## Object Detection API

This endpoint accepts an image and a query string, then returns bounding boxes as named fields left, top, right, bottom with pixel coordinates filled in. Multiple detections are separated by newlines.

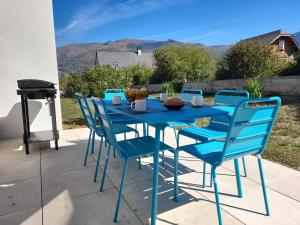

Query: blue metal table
left=105, top=98, right=230, bottom=225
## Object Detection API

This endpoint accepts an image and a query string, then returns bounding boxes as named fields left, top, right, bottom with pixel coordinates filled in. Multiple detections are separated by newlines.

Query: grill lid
left=18, top=79, right=55, bottom=89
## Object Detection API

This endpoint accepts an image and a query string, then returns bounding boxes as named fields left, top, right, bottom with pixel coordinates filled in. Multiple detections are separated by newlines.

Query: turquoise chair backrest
left=75, top=93, right=96, bottom=130
left=215, top=90, right=249, bottom=106
left=91, top=97, right=120, bottom=152
left=218, top=97, right=281, bottom=165
left=104, top=88, right=126, bottom=100
left=180, top=89, right=202, bottom=102
left=209, top=90, right=250, bottom=131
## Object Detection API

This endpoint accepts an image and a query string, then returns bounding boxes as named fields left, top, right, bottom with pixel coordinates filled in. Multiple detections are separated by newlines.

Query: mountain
left=293, top=31, right=300, bottom=44
left=56, top=39, right=229, bottom=75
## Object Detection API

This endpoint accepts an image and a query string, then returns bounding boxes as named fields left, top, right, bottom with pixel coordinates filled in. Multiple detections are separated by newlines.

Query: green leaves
left=152, top=44, right=217, bottom=83
left=217, top=41, right=297, bottom=80
left=244, top=78, right=263, bottom=98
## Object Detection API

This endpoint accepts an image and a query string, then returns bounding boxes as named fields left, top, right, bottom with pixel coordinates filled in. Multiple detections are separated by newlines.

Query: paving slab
left=42, top=166, right=114, bottom=204
left=43, top=190, right=143, bottom=225
left=104, top=158, right=155, bottom=189
left=41, top=149, right=96, bottom=177
left=41, top=140, right=86, bottom=158
left=0, top=178, right=41, bottom=216
left=0, top=158, right=40, bottom=184
left=0, top=138, right=40, bottom=163
left=222, top=155, right=300, bottom=201
left=122, top=178, right=243, bottom=225
left=0, top=207, right=42, bottom=225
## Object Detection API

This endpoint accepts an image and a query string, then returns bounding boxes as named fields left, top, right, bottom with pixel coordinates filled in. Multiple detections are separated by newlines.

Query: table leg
left=151, top=126, right=160, bottom=225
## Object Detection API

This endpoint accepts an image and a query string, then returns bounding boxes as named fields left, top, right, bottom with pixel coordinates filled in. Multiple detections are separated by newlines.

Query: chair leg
left=147, top=124, right=149, bottom=136
left=113, top=148, right=116, bottom=158
left=83, top=130, right=92, bottom=166
left=174, top=150, right=179, bottom=202
left=257, top=155, right=270, bottom=216
left=176, top=132, right=180, bottom=148
left=210, top=165, right=213, bottom=187
left=242, top=157, right=247, bottom=177
left=212, top=167, right=223, bottom=225
left=134, top=131, right=142, bottom=170
left=100, top=145, right=111, bottom=192
left=114, top=159, right=129, bottom=222
left=234, top=159, right=243, bottom=198
left=161, top=129, right=165, bottom=166
left=138, top=156, right=142, bottom=170
left=173, top=128, right=177, bottom=141
left=143, top=123, right=147, bottom=136
left=124, top=133, right=126, bottom=140
left=91, top=130, right=95, bottom=154
left=202, top=162, right=206, bottom=188
left=93, top=137, right=103, bottom=182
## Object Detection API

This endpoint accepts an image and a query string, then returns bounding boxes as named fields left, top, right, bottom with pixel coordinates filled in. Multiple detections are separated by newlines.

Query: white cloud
left=56, top=0, right=188, bottom=37
left=141, top=14, right=258, bottom=40
left=183, top=31, right=229, bottom=43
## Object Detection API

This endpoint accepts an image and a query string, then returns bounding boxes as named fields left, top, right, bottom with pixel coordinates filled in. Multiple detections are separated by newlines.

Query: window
left=278, top=40, right=285, bottom=51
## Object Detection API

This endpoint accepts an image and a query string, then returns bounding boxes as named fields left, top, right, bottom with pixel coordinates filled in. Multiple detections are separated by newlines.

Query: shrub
left=152, top=44, right=217, bottom=83
left=244, top=78, right=263, bottom=98
left=126, top=64, right=154, bottom=85
left=60, top=65, right=134, bottom=98
left=217, top=41, right=296, bottom=79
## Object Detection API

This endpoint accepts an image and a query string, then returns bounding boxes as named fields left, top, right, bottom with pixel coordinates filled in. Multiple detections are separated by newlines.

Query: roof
left=95, top=51, right=154, bottom=67
left=244, top=29, right=296, bottom=45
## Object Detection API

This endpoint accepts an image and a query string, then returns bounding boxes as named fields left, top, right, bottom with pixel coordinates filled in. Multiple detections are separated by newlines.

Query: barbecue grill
left=17, top=79, right=59, bottom=154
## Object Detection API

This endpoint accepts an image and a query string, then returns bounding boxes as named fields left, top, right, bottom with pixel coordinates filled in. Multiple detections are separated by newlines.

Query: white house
left=0, top=0, right=62, bottom=139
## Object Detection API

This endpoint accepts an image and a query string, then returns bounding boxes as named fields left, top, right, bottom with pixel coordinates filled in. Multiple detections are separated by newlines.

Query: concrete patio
left=0, top=126, right=300, bottom=225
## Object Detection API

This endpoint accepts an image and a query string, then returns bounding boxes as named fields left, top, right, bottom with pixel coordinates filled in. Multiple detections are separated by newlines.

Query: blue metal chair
left=104, top=88, right=127, bottom=100
left=91, top=97, right=175, bottom=223
left=175, top=97, right=281, bottom=225
left=75, top=93, right=139, bottom=182
left=178, top=90, right=250, bottom=186
left=104, top=87, right=147, bottom=129
left=149, top=89, right=203, bottom=164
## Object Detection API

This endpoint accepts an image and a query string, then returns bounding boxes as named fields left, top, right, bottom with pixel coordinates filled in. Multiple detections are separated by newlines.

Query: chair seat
left=94, top=124, right=137, bottom=137
left=179, top=140, right=263, bottom=165
left=118, top=136, right=173, bottom=158
left=179, top=126, right=227, bottom=141
left=178, top=141, right=225, bottom=165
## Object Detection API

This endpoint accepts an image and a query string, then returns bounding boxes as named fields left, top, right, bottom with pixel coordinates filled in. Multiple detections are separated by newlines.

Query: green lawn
left=61, top=97, right=300, bottom=170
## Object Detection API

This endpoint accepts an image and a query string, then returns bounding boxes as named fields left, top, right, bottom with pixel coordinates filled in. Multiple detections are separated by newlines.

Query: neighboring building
left=244, top=29, right=300, bottom=58
left=95, top=48, right=154, bottom=67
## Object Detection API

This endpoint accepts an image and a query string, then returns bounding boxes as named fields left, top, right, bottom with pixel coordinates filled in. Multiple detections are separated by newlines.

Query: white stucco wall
left=0, top=0, right=62, bottom=139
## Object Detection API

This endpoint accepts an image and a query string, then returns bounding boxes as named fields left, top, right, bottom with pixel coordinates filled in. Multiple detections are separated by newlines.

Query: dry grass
left=61, top=96, right=300, bottom=170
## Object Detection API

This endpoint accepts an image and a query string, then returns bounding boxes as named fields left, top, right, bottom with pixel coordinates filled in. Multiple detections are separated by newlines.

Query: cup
left=160, top=93, right=168, bottom=102
left=131, top=100, right=147, bottom=112
left=112, top=96, right=121, bottom=105
left=191, top=96, right=204, bottom=107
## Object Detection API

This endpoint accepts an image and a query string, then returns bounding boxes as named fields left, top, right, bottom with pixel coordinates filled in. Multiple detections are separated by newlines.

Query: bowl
left=163, top=104, right=185, bottom=111
left=162, top=97, right=185, bottom=111
left=124, top=89, right=149, bottom=102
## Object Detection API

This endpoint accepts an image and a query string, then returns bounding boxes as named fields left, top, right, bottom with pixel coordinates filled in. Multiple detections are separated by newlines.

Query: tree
left=152, top=44, right=217, bottom=83
left=216, top=41, right=297, bottom=80
left=124, top=64, right=154, bottom=85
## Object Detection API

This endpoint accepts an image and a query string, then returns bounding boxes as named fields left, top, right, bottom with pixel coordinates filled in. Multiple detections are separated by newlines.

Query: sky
left=53, top=0, right=300, bottom=47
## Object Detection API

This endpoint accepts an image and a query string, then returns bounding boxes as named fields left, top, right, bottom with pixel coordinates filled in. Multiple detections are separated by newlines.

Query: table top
left=105, top=98, right=233, bottom=124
